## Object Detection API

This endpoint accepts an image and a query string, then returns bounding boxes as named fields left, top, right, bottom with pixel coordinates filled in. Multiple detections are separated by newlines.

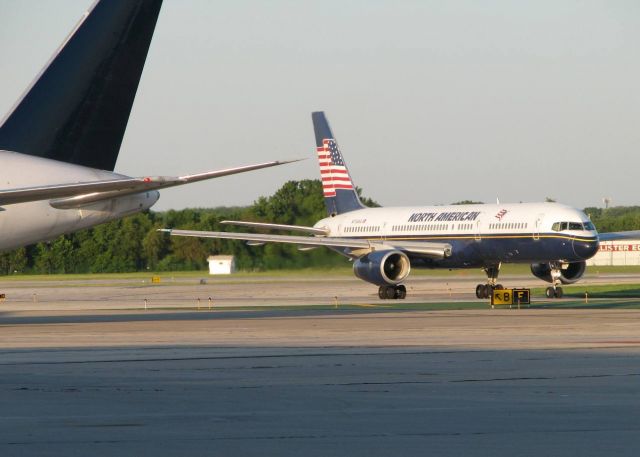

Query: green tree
left=0, top=247, right=27, bottom=275
left=0, top=179, right=379, bottom=274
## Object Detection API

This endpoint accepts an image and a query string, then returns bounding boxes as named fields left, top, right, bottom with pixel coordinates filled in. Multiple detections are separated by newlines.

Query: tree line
left=0, top=180, right=377, bottom=275
left=0, top=181, right=638, bottom=275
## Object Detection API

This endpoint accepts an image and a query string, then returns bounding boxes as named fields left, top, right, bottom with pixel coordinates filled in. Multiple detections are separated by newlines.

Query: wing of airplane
left=160, top=228, right=453, bottom=260
left=598, top=231, right=640, bottom=242
left=221, top=220, right=330, bottom=236
left=0, top=160, right=295, bottom=208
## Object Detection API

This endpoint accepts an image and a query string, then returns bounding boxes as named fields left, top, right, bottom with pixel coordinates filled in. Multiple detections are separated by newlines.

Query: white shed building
left=586, top=240, right=640, bottom=266
left=207, top=255, right=236, bottom=275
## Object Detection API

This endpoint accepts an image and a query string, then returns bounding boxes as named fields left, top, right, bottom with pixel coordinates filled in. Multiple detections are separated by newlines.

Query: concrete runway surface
left=0, top=270, right=639, bottom=310
left=1, top=274, right=640, bottom=456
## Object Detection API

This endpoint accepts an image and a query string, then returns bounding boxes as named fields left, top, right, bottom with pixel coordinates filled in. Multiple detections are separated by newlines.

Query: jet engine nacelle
left=530, top=261, right=586, bottom=285
left=353, top=250, right=411, bottom=286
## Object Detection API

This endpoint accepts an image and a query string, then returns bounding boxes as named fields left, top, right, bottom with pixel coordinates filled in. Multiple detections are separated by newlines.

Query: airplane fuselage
left=314, top=202, right=599, bottom=268
left=0, top=151, right=159, bottom=251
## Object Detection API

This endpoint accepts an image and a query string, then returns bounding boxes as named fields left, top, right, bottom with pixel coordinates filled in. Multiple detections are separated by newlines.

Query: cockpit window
left=552, top=221, right=594, bottom=231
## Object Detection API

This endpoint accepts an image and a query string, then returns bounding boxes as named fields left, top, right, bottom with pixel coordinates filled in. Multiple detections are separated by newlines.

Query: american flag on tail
left=317, top=139, right=354, bottom=197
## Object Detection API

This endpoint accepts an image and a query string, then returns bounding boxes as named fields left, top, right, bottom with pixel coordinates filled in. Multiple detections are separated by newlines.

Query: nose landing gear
left=545, top=286, right=563, bottom=298
left=544, top=262, right=565, bottom=299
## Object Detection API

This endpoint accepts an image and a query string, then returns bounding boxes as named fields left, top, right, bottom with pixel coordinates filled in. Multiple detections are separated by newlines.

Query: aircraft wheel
left=385, top=286, right=396, bottom=300
left=494, top=284, right=504, bottom=290
left=545, top=287, right=555, bottom=299
left=396, top=285, right=407, bottom=300
left=555, top=287, right=563, bottom=298
left=378, top=286, right=387, bottom=300
left=476, top=284, right=485, bottom=299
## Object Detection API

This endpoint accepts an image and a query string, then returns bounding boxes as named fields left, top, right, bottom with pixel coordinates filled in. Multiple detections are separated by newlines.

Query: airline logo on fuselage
left=495, top=209, right=508, bottom=220
left=407, top=211, right=481, bottom=223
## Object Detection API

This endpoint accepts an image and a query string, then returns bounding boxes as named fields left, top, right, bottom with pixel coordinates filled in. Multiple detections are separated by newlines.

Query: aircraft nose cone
left=573, top=238, right=599, bottom=259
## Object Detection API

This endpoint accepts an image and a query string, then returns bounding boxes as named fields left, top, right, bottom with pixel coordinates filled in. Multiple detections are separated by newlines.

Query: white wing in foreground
left=0, top=160, right=297, bottom=208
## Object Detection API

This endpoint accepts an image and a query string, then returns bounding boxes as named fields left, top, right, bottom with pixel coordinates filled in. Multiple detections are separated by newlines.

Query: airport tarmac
left=1, top=274, right=640, bottom=456
left=0, top=270, right=638, bottom=310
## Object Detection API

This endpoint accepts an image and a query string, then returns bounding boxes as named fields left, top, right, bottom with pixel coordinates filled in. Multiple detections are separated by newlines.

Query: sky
left=0, top=0, right=639, bottom=210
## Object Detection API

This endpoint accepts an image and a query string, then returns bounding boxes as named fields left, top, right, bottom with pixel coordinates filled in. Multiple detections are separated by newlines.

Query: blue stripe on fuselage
left=330, top=233, right=598, bottom=268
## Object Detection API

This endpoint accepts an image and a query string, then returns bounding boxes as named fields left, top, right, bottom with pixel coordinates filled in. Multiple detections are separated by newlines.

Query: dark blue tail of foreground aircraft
left=0, top=0, right=163, bottom=171
left=312, top=111, right=366, bottom=216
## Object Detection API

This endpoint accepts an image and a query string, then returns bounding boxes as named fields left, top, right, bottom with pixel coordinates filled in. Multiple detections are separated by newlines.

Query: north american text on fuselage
left=407, top=211, right=481, bottom=223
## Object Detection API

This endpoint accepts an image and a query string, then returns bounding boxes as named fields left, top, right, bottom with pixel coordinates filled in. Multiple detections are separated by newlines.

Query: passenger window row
left=345, top=226, right=380, bottom=233
left=345, top=220, right=595, bottom=235
left=392, top=224, right=449, bottom=232
left=489, top=222, right=528, bottom=230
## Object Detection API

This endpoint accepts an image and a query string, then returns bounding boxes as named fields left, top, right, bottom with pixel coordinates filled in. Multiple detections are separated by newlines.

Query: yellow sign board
left=151, top=276, right=161, bottom=284
left=491, top=288, right=530, bottom=306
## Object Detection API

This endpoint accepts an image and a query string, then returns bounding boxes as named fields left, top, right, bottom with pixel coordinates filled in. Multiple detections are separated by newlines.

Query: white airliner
left=0, top=0, right=292, bottom=252
left=163, top=113, right=636, bottom=300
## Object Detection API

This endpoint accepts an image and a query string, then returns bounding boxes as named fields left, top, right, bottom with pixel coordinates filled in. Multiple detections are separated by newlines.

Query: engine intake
left=530, top=261, right=586, bottom=284
left=353, top=250, right=411, bottom=286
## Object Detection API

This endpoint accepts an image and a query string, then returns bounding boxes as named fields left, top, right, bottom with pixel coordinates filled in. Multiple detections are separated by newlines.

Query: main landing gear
left=544, top=262, right=564, bottom=298
left=475, top=263, right=503, bottom=299
left=378, top=284, right=407, bottom=300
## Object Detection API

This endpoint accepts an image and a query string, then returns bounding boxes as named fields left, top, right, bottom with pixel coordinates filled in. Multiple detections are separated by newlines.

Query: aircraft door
left=474, top=220, right=482, bottom=241
left=533, top=214, right=544, bottom=241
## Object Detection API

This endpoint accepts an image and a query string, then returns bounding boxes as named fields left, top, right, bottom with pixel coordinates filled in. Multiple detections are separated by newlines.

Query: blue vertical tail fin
left=312, top=111, right=365, bottom=216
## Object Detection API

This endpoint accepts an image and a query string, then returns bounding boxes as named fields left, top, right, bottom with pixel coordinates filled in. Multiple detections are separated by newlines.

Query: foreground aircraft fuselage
left=0, top=152, right=158, bottom=251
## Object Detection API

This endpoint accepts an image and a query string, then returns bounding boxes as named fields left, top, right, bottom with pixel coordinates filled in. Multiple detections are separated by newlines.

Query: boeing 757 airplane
left=0, top=0, right=291, bottom=252
left=163, top=112, right=635, bottom=300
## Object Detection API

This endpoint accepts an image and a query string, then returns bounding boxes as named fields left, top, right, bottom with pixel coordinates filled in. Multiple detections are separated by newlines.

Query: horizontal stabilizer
left=0, top=160, right=296, bottom=207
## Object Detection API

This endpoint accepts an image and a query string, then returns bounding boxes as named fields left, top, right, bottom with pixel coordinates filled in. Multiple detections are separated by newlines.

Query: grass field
left=2, top=264, right=640, bottom=283
left=220, top=284, right=640, bottom=312
left=136, top=292, right=640, bottom=313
